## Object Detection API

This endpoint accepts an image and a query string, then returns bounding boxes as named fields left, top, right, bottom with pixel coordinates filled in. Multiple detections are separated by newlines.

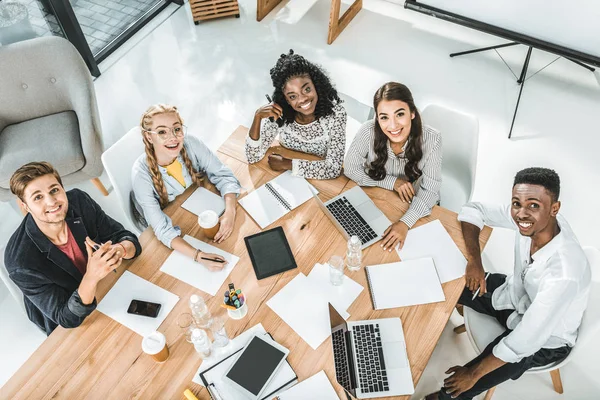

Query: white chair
left=0, top=245, right=27, bottom=315
left=101, top=127, right=145, bottom=235
left=338, top=92, right=375, bottom=155
left=421, top=105, right=479, bottom=213
left=461, top=246, right=600, bottom=399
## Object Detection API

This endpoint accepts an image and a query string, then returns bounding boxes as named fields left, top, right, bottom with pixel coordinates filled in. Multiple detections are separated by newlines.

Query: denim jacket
left=131, top=135, right=241, bottom=247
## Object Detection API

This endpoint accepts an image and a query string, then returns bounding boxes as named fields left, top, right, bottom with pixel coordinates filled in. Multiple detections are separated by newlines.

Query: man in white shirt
left=425, top=168, right=590, bottom=400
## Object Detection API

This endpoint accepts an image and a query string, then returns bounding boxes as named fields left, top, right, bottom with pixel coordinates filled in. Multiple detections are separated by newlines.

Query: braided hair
left=140, top=104, right=204, bottom=209
left=367, top=82, right=424, bottom=183
left=269, top=49, right=340, bottom=126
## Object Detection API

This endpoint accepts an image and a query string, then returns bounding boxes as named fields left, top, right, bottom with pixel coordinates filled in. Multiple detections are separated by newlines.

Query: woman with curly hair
left=245, top=50, right=347, bottom=179
left=344, top=82, right=442, bottom=251
left=132, top=104, right=241, bottom=271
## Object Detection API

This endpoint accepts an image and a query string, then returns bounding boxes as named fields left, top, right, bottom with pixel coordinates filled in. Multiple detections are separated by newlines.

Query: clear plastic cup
left=328, top=255, right=345, bottom=286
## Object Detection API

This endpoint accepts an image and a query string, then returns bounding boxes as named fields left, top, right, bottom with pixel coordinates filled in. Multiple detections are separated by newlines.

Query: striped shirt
left=245, top=103, right=347, bottom=179
left=344, top=120, right=442, bottom=227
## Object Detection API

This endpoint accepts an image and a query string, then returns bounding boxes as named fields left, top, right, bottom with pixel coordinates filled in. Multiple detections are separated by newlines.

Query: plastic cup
left=142, top=331, right=169, bottom=363
left=328, top=255, right=345, bottom=286
left=198, top=210, right=220, bottom=240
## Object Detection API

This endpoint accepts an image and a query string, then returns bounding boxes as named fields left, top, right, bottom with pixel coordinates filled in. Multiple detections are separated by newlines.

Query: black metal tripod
left=450, top=42, right=596, bottom=138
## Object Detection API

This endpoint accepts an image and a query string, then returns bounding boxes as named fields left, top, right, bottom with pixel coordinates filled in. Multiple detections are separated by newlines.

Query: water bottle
left=189, top=294, right=211, bottom=327
left=346, top=235, right=362, bottom=271
left=190, top=328, right=212, bottom=358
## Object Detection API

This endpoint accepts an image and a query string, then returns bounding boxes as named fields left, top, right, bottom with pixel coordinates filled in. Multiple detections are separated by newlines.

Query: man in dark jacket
left=4, top=162, right=142, bottom=335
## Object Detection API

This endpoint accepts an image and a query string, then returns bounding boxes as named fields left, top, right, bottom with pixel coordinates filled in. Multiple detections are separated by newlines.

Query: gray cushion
left=0, top=111, right=85, bottom=190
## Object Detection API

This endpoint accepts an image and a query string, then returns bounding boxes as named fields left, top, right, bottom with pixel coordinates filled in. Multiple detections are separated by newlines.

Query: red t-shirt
left=56, top=226, right=87, bottom=276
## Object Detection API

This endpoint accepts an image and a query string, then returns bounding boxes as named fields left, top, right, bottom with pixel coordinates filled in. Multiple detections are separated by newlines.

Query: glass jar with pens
left=222, top=282, right=248, bottom=319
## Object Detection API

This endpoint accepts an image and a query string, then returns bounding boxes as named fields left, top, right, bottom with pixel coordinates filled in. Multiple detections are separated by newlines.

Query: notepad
left=96, top=271, right=179, bottom=336
left=239, top=171, right=317, bottom=229
left=159, top=235, right=240, bottom=296
left=397, top=219, right=467, bottom=283
left=365, top=258, right=445, bottom=310
left=275, top=370, right=339, bottom=400
left=181, top=187, right=225, bottom=216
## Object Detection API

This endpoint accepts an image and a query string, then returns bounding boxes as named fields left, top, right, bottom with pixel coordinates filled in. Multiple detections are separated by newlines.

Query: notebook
left=181, top=187, right=225, bottom=217
left=200, top=332, right=297, bottom=400
left=239, top=171, right=316, bottom=229
left=245, top=227, right=297, bottom=280
left=365, top=258, right=446, bottom=310
left=275, top=370, right=339, bottom=400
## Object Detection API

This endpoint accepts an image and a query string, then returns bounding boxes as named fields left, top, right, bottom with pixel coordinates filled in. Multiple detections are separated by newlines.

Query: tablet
left=223, top=334, right=290, bottom=399
left=244, top=227, right=297, bottom=280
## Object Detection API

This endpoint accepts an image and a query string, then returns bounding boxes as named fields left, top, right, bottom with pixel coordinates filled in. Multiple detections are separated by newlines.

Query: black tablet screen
left=226, top=337, right=286, bottom=395
left=245, top=227, right=297, bottom=279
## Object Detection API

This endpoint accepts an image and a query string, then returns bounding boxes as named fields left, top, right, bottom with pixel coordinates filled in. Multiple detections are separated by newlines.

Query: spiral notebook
left=239, top=171, right=317, bottom=229
left=365, top=258, right=446, bottom=310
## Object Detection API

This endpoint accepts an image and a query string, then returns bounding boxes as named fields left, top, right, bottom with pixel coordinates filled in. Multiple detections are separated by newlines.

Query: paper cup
left=198, top=210, right=220, bottom=240
left=142, top=331, right=169, bottom=363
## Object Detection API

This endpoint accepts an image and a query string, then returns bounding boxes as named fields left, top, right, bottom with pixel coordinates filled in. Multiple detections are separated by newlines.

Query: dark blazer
left=4, top=189, right=142, bottom=335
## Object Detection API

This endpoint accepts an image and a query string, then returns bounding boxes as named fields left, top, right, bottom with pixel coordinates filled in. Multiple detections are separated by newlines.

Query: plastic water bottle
left=189, top=294, right=211, bottom=327
left=190, top=328, right=212, bottom=358
left=346, top=235, right=362, bottom=271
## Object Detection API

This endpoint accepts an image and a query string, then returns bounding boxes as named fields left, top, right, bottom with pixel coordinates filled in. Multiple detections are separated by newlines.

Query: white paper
left=307, top=263, right=363, bottom=314
left=239, top=171, right=317, bottom=229
left=278, top=370, right=339, bottom=400
left=96, top=271, right=179, bottom=336
left=181, top=187, right=225, bottom=216
left=366, top=258, right=445, bottom=310
left=160, top=235, right=239, bottom=296
left=267, top=274, right=349, bottom=350
left=397, top=219, right=467, bottom=283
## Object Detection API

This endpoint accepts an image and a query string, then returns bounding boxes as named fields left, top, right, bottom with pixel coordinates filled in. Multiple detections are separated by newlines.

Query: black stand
left=450, top=42, right=595, bottom=138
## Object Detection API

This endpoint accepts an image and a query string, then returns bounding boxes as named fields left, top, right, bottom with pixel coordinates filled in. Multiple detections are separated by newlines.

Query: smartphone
left=127, top=299, right=161, bottom=318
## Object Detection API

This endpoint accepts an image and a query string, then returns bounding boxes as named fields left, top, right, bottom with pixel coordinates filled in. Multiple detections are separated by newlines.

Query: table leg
left=257, top=0, right=282, bottom=21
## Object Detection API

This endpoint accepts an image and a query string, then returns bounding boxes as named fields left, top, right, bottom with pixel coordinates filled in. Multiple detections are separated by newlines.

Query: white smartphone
left=222, top=334, right=290, bottom=399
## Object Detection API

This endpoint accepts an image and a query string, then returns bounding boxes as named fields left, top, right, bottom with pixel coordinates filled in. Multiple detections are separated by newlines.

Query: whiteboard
left=417, top=0, right=600, bottom=59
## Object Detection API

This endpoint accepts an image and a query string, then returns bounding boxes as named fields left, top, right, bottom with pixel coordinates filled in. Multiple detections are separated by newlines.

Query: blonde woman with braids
left=132, top=105, right=241, bottom=270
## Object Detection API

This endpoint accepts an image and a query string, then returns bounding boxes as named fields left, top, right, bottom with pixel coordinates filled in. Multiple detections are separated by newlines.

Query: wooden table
left=1, top=126, right=491, bottom=400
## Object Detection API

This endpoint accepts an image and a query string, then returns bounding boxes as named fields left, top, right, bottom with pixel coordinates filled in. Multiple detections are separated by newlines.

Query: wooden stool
left=189, top=0, right=240, bottom=24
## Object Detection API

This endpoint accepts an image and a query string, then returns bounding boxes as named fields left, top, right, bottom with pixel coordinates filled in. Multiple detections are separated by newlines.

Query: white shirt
left=458, top=202, right=591, bottom=363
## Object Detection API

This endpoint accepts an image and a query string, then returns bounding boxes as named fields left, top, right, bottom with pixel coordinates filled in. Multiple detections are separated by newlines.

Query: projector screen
left=405, top=0, right=600, bottom=66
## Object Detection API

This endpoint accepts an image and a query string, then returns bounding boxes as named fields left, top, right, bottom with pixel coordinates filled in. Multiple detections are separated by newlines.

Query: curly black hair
left=513, top=167, right=560, bottom=202
left=269, top=49, right=340, bottom=126
left=367, top=82, right=424, bottom=182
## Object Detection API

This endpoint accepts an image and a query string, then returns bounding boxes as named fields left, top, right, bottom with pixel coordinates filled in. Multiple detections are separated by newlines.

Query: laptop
left=328, top=304, right=414, bottom=399
left=312, top=186, right=391, bottom=249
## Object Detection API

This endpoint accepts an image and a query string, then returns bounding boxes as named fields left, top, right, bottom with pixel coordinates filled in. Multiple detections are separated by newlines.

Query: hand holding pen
left=255, top=94, right=282, bottom=122
left=196, top=251, right=228, bottom=272
left=83, top=238, right=123, bottom=280
left=472, top=272, right=491, bottom=300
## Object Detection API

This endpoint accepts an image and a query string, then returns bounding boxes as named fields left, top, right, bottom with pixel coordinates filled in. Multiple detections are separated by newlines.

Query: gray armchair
left=0, top=36, right=107, bottom=201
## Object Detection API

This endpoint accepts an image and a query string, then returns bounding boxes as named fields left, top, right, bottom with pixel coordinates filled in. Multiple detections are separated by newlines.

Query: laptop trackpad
left=356, top=201, right=382, bottom=221
left=382, top=341, right=408, bottom=369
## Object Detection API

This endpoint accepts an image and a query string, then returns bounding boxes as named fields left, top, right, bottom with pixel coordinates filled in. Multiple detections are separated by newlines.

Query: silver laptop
left=328, top=304, right=414, bottom=399
left=312, top=186, right=391, bottom=249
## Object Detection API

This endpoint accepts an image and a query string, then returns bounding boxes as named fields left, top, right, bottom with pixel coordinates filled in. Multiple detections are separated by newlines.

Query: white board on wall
left=416, top=0, right=600, bottom=59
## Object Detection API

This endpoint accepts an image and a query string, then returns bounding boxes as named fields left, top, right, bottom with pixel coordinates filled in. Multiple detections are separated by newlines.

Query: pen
left=207, top=384, right=224, bottom=400
left=221, top=304, right=237, bottom=310
left=201, top=256, right=226, bottom=263
left=93, top=243, right=117, bottom=273
left=265, top=94, right=276, bottom=122
left=472, top=272, right=491, bottom=300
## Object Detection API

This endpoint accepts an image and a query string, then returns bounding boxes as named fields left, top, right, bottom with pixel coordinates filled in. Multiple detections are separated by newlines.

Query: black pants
left=438, top=273, right=571, bottom=400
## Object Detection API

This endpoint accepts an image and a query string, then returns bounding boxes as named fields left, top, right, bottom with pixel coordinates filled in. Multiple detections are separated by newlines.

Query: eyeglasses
left=144, top=125, right=187, bottom=141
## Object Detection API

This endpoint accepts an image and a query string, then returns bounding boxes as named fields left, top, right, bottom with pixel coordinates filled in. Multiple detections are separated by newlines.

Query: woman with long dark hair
left=245, top=50, right=347, bottom=179
left=344, top=82, right=442, bottom=251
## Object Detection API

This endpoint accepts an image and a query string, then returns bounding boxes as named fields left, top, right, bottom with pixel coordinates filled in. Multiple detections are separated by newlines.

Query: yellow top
left=165, top=159, right=186, bottom=188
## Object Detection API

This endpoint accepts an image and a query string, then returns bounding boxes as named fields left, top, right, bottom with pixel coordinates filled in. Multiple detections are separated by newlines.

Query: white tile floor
left=1, top=0, right=600, bottom=397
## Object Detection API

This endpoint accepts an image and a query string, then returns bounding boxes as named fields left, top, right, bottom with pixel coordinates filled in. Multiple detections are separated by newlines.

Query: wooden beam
left=257, top=0, right=282, bottom=21
left=328, top=0, right=362, bottom=44
left=550, top=369, right=564, bottom=394
left=91, top=177, right=109, bottom=196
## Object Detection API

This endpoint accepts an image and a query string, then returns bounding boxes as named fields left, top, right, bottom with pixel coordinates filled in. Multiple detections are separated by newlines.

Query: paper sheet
left=96, top=271, right=179, bottom=336
left=397, top=219, right=467, bottom=283
left=267, top=274, right=350, bottom=350
left=181, top=187, right=225, bottom=217
left=278, top=370, right=340, bottom=400
left=366, top=258, right=445, bottom=310
left=159, top=235, right=239, bottom=296
left=307, top=263, right=364, bottom=313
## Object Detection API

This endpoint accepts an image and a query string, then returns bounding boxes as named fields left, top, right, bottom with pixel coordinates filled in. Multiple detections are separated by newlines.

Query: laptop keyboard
left=326, top=197, right=377, bottom=244
left=332, top=329, right=353, bottom=392
left=353, top=324, right=389, bottom=394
